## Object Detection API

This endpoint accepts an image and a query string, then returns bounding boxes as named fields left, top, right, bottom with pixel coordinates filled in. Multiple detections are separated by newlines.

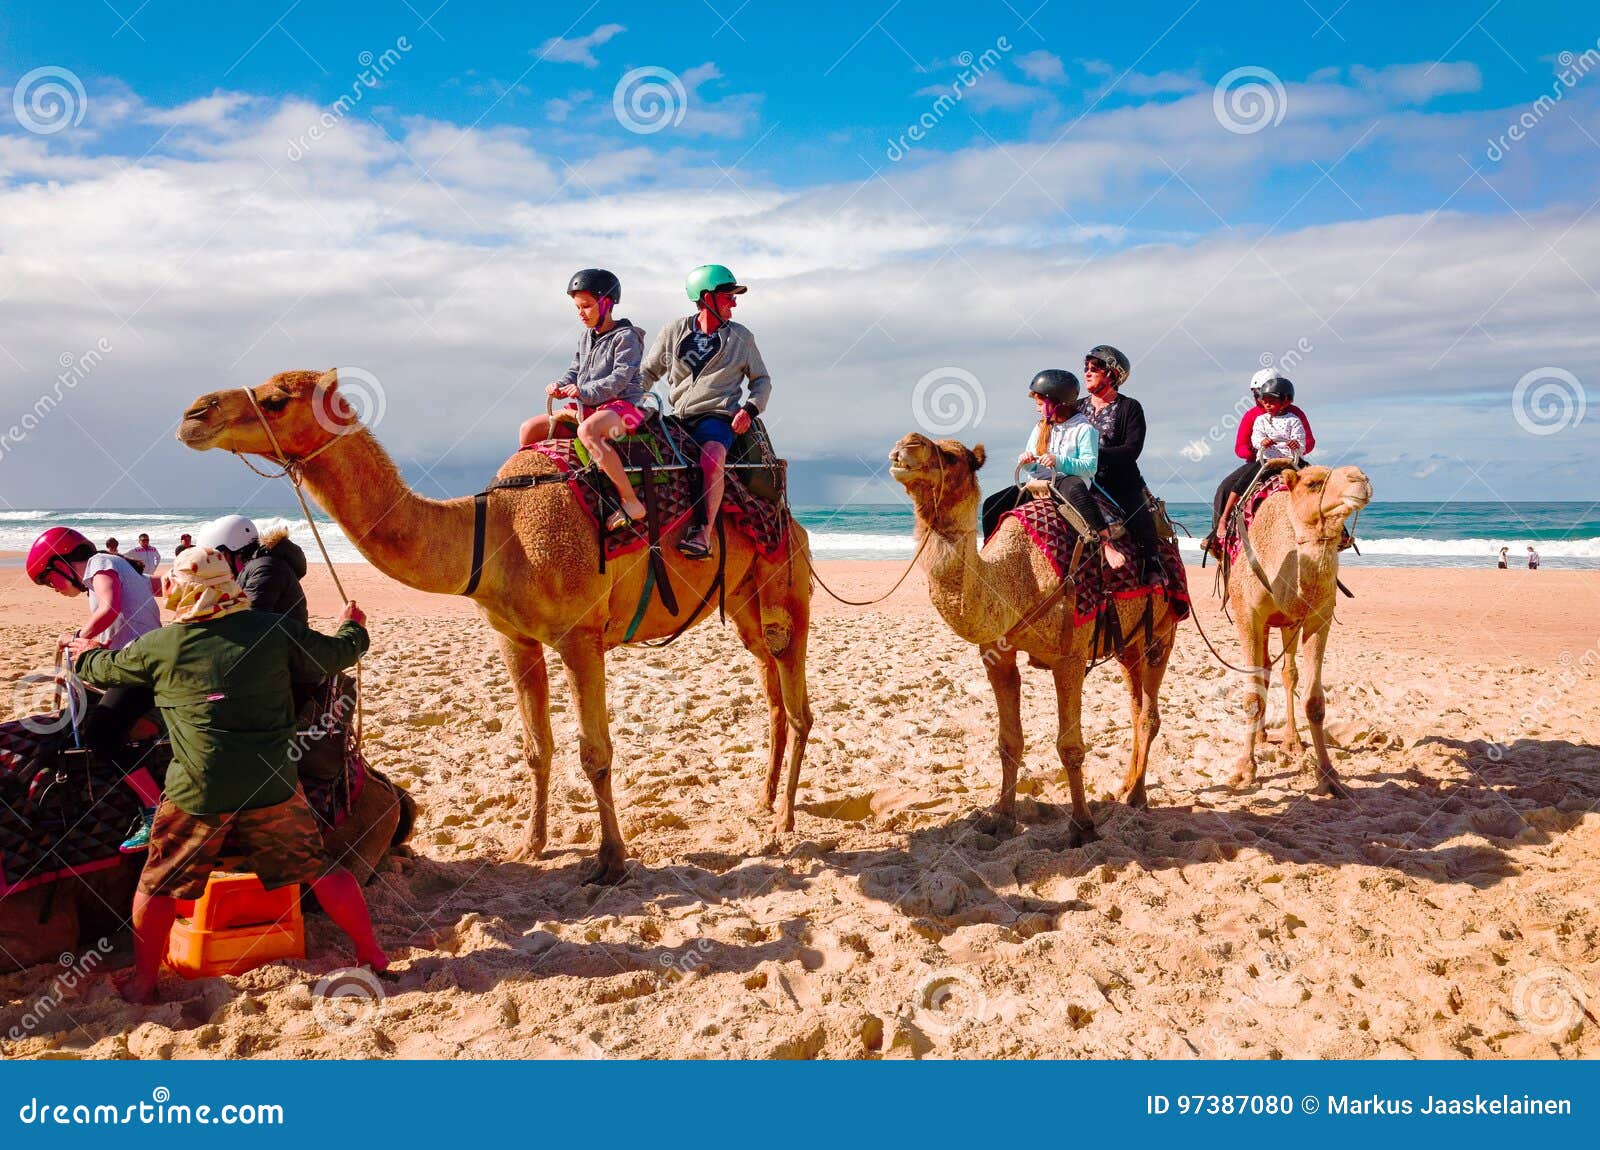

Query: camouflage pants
left=137, top=789, right=332, bottom=900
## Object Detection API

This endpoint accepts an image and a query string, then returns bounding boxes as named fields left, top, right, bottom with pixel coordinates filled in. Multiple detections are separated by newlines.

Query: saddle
left=0, top=711, right=368, bottom=899
left=991, top=490, right=1190, bottom=660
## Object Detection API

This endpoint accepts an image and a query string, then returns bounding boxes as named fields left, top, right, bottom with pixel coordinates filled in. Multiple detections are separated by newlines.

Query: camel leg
left=555, top=633, right=628, bottom=885
left=1118, top=629, right=1171, bottom=808
left=1228, top=617, right=1271, bottom=789
left=981, top=643, right=1025, bottom=826
left=1278, top=625, right=1305, bottom=758
left=1301, top=619, right=1351, bottom=799
left=771, top=626, right=813, bottom=834
left=499, top=634, right=556, bottom=863
left=1050, top=657, right=1100, bottom=846
left=726, top=590, right=787, bottom=812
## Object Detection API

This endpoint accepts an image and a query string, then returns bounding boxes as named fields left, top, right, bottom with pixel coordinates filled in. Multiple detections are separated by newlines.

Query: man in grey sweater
left=641, top=263, right=773, bottom=559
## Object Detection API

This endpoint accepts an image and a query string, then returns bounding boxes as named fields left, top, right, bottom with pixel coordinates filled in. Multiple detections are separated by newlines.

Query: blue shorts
left=685, top=414, right=736, bottom=451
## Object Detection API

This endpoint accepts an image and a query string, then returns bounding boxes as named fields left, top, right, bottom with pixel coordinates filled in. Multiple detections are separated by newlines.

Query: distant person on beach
left=104, top=537, right=118, bottom=554
left=1527, top=546, right=1540, bottom=570
left=642, top=263, right=773, bottom=560
left=66, top=547, right=388, bottom=1004
left=1203, top=366, right=1305, bottom=550
left=516, top=269, right=650, bottom=533
left=979, top=370, right=1130, bottom=569
left=126, top=533, right=160, bottom=576
left=1498, top=547, right=1509, bottom=569
left=173, top=533, right=194, bottom=556
left=25, top=527, right=164, bottom=852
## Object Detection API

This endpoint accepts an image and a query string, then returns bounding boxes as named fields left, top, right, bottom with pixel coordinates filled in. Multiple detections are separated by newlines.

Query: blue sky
left=1, top=1, right=1598, bottom=508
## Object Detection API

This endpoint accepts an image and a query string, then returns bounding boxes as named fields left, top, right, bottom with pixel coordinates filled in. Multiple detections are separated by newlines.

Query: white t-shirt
left=1251, top=412, right=1308, bottom=461
left=83, top=552, right=163, bottom=651
left=126, top=544, right=161, bottom=573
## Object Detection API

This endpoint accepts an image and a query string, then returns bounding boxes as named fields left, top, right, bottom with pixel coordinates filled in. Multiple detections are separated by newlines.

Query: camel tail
left=391, top=784, right=418, bottom=846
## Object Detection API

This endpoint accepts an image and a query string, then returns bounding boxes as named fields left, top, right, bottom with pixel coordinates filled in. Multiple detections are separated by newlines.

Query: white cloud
left=1015, top=51, right=1066, bottom=85
left=536, top=23, right=627, bottom=67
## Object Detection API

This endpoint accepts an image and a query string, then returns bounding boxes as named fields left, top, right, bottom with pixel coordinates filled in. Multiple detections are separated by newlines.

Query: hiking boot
left=120, top=806, right=155, bottom=853
left=677, top=524, right=712, bottom=560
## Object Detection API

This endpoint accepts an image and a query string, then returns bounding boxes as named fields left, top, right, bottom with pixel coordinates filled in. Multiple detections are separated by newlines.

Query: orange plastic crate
left=165, top=869, right=305, bottom=978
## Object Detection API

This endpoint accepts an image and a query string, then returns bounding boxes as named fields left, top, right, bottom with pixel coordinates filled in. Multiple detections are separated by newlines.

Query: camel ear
left=968, top=444, right=986, bottom=471
left=1279, top=468, right=1298, bottom=488
left=317, top=368, right=339, bottom=392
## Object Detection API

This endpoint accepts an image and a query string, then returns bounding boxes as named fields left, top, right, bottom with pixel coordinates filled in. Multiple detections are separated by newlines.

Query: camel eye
left=259, top=394, right=290, bottom=413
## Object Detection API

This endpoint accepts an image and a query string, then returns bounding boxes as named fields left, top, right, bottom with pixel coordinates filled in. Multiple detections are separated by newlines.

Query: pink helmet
left=26, top=526, right=96, bottom=588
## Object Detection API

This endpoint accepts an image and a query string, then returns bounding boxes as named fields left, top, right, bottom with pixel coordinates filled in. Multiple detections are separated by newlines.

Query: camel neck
left=917, top=504, right=1014, bottom=645
left=296, top=430, right=477, bottom=597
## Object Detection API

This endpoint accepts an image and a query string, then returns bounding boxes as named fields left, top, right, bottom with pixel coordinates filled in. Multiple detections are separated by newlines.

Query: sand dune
left=1, top=563, right=1596, bottom=1059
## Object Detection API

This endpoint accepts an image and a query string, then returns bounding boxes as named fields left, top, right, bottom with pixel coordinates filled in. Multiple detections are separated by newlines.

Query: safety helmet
left=1251, top=366, right=1290, bottom=395
left=1084, top=344, right=1130, bottom=385
left=566, top=268, right=621, bottom=305
left=685, top=263, right=747, bottom=303
left=1258, top=374, right=1295, bottom=402
left=25, top=526, right=96, bottom=588
left=195, top=514, right=260, bottom=556
left=1028, top=369, right=1081, bottom=404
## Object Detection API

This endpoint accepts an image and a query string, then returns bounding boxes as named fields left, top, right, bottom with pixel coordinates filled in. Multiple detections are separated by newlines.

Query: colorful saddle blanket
left=1224, top=474, right=1288, bottom=562
left=992, top=492, right=1190, bottom=656
left=528, top=418, right=788, bottom=561
left=0, top=718, right=367, bottom=898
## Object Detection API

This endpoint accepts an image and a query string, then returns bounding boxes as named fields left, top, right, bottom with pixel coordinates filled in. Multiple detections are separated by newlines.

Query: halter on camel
left=230, top=386, right=364, bottom=753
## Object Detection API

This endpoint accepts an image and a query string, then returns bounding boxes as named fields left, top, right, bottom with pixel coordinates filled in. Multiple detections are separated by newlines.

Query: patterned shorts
left=137, top=789, right=332, bottom=900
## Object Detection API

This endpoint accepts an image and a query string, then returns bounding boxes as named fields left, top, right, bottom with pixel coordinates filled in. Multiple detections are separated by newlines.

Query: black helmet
left=1028, top=369, right=1081, bottom=404
left=1084, top=344, right=1130, bottom=384
left=566, top=268, right=621, bottom=304
left=1258, top=374, right=1295, bottom=402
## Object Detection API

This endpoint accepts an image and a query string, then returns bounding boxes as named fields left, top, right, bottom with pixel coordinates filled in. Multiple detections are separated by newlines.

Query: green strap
left=622, top=559, right=656, bottom=643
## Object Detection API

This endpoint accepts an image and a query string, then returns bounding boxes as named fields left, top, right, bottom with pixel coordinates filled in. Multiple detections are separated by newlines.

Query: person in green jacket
left=69, top=547, right=389, bottom=1004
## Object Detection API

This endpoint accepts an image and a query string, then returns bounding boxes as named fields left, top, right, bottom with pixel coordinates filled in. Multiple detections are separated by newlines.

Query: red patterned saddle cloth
left=528, top=418, right=788, bottom=561
left=0, top=717, right=365, bottom=898
left=1224, top=474, right=1288, bottom=562
left=991, top=493, right=1191, bottom=630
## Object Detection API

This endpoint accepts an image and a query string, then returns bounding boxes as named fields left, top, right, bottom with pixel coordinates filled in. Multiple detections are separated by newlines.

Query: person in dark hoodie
left=194, top=514, right=308, bottom=623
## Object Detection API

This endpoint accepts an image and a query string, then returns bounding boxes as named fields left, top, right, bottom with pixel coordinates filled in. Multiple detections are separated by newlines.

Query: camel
left=1223, top=463, right=1372, bottom=796
left=0, top=764, right=414, bottom=972
left=888, top=433, right=1180, bottom=845
left=177, top=370, right=812, bottom=885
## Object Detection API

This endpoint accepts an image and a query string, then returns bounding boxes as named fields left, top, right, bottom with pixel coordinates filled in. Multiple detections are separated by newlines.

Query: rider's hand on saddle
left=64, top=634, right=101, bottom=661
left=544, top=381, right=564, bottom=397
left=731, top=409, right=752, bottom=435
left=341, top=601, right=368, bottom=627
left=1037, top=453, right=1056, bottom=469
left=1018, top=452, right=1036, bottom=465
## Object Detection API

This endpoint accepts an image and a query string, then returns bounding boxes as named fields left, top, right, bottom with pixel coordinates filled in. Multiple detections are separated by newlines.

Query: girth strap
left=462, top=471, right=572, bottom=597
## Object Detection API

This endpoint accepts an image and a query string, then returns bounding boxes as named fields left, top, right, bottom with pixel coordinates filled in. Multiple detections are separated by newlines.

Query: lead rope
left=238, top=388, right=363, bottom=754
left=809, top=455, right=947, bottom=607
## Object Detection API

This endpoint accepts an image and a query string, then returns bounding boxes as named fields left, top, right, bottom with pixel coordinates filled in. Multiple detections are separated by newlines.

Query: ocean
left=2, top=502, right=1597, bottom=569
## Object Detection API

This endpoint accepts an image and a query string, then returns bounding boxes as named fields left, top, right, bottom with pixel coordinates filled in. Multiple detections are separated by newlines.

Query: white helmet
left=1251, top=366, right=1288, bottom=394
left=195, top=513, right=259, bottom=555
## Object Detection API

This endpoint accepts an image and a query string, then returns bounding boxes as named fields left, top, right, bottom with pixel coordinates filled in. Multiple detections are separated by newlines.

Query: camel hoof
left=973, top=810, right=1017, bottom=838
left=1315, top=775, right=1352, bottom=800
left=1119, top=785, right=1148, bottom=809
left=507, top=831, right=547, bottom=864
left=581, top=848, right=629, bottom=887
left=1067, top=818, right=1101, bottom=848
left=1227, top=758, right=1257, bottom=789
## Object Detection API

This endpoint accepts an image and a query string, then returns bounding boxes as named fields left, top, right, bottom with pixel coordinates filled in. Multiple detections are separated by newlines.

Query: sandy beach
left=2, top=559, right=1596, bottom=1059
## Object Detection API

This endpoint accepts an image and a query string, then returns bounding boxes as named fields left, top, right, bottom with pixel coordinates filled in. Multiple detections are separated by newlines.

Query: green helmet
left=685, top=263, right=747, bottom=303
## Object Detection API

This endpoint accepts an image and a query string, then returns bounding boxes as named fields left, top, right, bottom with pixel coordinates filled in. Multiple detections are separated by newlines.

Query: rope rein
left=236, top=388, right=362, bottom=752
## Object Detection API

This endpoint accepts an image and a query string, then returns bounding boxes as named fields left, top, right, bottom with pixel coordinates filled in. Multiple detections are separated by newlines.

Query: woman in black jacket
left=1077, top=344, right=1158, bottom=571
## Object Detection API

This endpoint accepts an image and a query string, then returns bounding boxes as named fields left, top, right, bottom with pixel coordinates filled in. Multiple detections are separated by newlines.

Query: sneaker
left=120, top=806, right=155, bottom=853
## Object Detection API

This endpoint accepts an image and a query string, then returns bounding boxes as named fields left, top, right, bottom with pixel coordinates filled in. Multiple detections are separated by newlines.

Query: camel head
left=1278, top=464, right=1373, bottom=545
left=177, top=369, right=361, bottom=460
left=888, top=432, right=985, bottom=529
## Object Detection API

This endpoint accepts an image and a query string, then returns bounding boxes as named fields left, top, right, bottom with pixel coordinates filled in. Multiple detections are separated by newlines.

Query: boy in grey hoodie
left=641, top=263, right=772, bottom=558
left=520, top=269, right=651, bottom=531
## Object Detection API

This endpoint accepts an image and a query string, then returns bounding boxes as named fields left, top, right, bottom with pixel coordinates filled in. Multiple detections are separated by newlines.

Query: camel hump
left=495, top=445, right=564, bottom=482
